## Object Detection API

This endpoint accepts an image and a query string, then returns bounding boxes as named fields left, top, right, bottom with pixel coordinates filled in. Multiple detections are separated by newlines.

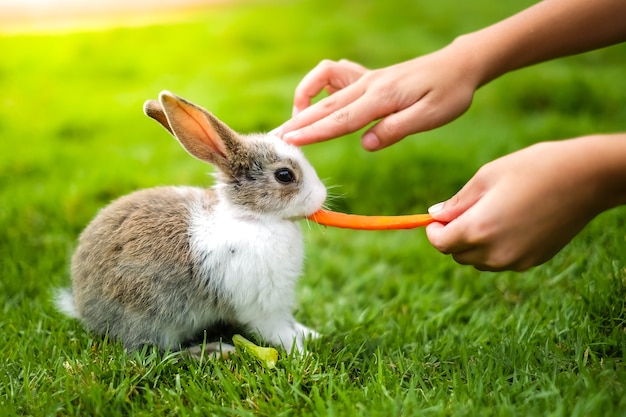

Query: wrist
left=581, top=134, right=626, bottom=211
left=547, top=135, right=626, bottom=215
left=449, top=0, right=626, bottom=89
left=447, top=34, right=496, bottom=88
left=438, top=35, right=490, bottom=90
left=448, top=25, right=526, bottom=89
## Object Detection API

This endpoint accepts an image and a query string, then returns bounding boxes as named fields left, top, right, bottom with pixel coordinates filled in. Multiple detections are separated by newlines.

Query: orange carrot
left=307, top=209, right=436, bottom=230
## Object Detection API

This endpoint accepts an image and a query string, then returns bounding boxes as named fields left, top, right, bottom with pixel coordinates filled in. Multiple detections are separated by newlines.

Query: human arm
left=425, top=134, right=626, bottom=271
left=276, top=0, right=626, bottom=150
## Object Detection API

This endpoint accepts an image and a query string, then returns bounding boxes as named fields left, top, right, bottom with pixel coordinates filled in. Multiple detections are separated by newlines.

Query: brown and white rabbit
left=56, top=91, right=327, bottom=358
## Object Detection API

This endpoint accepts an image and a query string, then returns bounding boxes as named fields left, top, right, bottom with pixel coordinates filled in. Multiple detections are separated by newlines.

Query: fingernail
left=362, top=132, right=381, bottom=150
left=283, top=130, right=299, bottom=143
left=292, top=106, right=300, bottom=117
left=428, top=202, right=444, bottom=214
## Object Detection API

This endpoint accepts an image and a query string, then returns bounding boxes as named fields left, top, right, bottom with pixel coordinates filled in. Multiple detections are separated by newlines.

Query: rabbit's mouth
left=285, top=205, right=321, bottom=222
left=302, top=187, right=327, bottom=216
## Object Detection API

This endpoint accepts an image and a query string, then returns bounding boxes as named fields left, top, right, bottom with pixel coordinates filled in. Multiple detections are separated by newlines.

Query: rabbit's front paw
left=186, top=341, right=236, bottom=361
left=294, top=322, right=320, bottom=341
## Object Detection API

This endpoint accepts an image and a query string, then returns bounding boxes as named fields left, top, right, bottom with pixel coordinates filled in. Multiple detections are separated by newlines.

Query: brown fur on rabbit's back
left=70, top=186, right=222, bottom=349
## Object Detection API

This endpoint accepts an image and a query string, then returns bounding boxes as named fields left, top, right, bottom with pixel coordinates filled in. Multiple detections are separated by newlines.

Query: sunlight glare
left=0, top=0, right=223, bottom=35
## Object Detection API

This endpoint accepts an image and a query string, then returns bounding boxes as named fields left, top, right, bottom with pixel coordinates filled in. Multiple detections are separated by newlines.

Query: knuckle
left=338, top=58, right=369, bottom=73
left=433, top=242, right=452, bottom=255
left=510, top=254, right=539, bottom=272
left=451, top=252, right=473, bottom=266
left=482, top=247, right=525, bottom=272
left=318, top=58, right=336, bottom=67
left=329, top=108, right=350, bottom=124
left=464, top=219, right=494, bottom=246
left=445, top=194, right=462, bottom=211
left=474, top=263, right=496, bottom=272
left=376, top=117, right=403, bottom=141
left=511, top=263, right=532, bottom=272
left=319, top=96, right=338, bottom=110
left=428, top=233, right=453, bottom=255
left=481, top=258, right=508, bottom=272
left=318, top=59, right=341, bottom=72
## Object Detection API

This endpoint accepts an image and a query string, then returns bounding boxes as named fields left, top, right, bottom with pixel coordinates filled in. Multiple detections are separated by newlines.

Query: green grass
left=1, top=0, right=626, bottom=415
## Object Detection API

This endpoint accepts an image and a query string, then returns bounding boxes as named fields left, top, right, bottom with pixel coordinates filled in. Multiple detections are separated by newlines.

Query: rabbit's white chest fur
left=188, top=194, right=303, bottom=321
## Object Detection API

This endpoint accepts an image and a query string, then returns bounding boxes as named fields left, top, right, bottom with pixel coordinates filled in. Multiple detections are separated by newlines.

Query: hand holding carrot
left=283, top=0, right=626, bottom=271
left=426, top=135, right=626, bottom=271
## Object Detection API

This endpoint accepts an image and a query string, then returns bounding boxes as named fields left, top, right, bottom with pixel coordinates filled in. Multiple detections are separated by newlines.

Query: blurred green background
left=1, top=0, right=625, bottom=415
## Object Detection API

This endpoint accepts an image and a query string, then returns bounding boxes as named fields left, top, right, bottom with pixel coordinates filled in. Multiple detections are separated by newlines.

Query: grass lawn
left=1, top=0, right=625, bottom=415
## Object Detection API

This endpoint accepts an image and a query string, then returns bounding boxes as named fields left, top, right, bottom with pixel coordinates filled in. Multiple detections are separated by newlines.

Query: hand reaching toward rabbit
left=426, top=135, right=626, bottom=271
left=275, top=0, right=626, bottom=151
left=275, top=48, right=478, bottom=151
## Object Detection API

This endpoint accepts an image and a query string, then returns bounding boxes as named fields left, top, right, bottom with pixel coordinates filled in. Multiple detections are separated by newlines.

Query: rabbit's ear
left=155, top=91, right=239, bottom=168
left=143, top=100, right=174, bottom=135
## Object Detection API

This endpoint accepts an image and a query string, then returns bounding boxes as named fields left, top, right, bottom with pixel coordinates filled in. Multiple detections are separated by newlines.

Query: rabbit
left=55, top=91, right=327, bottom=359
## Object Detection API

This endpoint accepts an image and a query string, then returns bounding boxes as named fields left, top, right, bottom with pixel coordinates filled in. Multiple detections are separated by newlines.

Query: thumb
left=428, top=180, right=484, bottom=223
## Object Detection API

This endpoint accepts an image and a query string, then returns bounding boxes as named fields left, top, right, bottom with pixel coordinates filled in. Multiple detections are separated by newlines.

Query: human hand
left=273, top=0, right=626, bottom=152
left=425, top=137, right=622, bottom=271
left=274, top=45, right=480, bottom=151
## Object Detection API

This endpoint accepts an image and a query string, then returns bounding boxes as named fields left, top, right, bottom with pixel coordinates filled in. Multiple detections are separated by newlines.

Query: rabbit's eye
left=274, top=168, right=295, bottom=184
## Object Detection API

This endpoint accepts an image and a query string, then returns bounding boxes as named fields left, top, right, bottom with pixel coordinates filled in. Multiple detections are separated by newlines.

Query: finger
left=425, top=221, right=475, bottom=255
left=428, top=224, right=503, bottom=271
left=360, top=104, right=428, bottom=150
left=431, top=219, right=536, bottom=272
left=284, top=83, right=363, bottom=131
left=427, top=223, right=490, bottom=269
left=293, top=61, right=336, bottom=114
left=451, top=249, right=484, bottom=267
left=425, top=183, right=498, bottom=256
left=428, top=176, right=486, bottom=224
left=283, top=93, right=390, bottom=146
left=452, top=248, right=528, bottom=272
left=293, top=59, right=367, bottom=115
left=363, top=90, right=471, bottom=151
